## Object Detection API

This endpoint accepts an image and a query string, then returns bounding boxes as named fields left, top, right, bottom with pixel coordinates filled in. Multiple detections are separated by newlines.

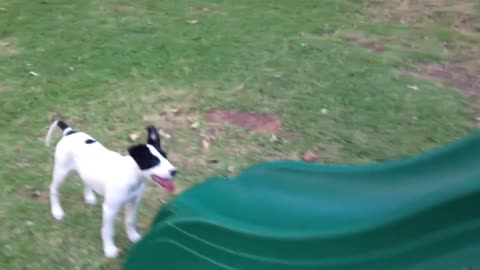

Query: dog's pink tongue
left=154, top=177, right=175, bottom=193
left=163, top=180, right=175, bottom=193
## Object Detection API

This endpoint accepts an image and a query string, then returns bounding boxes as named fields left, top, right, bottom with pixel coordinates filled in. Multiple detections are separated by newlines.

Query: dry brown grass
left=0, top=37, right=21, bottom=55
left=401, top=63, right=480, bottom=103
left=342, top=35, right=386, bottom=53
left=357, top=0, right=480, bottom=54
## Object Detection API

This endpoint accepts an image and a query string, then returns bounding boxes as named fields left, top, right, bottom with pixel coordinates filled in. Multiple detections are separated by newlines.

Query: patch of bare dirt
left=451, top=47, right=480, bottom=67
left=352, top=0, right=480, bottom=97
left=358, top=0, right=480, bottom=35
left=402, top=63, right=480, bottom=102
left=0, top=84, right=6, bottom=93
left=342, top=36, right=385, bottom=53
left=206, top=109, right=282, bottom=133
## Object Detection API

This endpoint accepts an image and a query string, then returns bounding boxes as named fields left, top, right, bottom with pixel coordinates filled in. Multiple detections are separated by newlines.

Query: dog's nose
left=170, top=169, right=177, bottom=177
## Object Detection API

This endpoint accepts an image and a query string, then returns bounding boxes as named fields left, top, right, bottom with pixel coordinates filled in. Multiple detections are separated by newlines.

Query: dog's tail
left=45, top=120, right=76, bottom=146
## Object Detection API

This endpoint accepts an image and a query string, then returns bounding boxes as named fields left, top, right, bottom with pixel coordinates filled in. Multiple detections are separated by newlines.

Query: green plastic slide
left=124, top=132, right=480, bottom=270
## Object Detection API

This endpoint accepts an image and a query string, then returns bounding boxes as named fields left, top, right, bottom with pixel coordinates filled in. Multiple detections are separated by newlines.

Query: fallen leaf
left=202, top=136, right=211, bottom=152
left=234, top=83, right=245, bottom=91
left=202, top=140, right=210, bottom=152
left=25, top=220, right=34, bottom=226
left=187, top=116, right=198, bottom=123
left=190, top=122, right=200, bottom=129
left=301, top=151, right=317, bottom=162
left=69, top=66, right=74, bottom=70
left=321, top=108, right=328, bottom=114
left=169, top=108, right=180, bottom=114
left=31, top=189, right=41, bottom=199
left=29, top=71, right=39, bottom=76
left=407, top=85, right=419, bottom=91
left=270, top=134, right=279, bottom=143
left=129, top=132, right=140, bottom=141
left=227, top=165, right=235, bottom=174
left=158, top=129, right=172, bottom=139
left=185, top=19, right=199, bottom=24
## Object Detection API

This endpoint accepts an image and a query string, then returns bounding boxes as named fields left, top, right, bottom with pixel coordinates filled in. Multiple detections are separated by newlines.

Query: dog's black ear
left=128, top=144, right=160, bottom=170
left=145, top=125, right=168, bottom=158
left=146, top=126, right=161, bottom=149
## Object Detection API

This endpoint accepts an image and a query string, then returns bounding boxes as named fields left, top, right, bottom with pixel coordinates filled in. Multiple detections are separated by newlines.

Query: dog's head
left=128, top=126, right=177, bottom=193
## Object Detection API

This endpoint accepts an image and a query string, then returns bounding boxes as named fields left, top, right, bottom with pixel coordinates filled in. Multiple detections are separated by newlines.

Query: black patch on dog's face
left=146, top=126, right=168, bottom=158
left=128, top=144, right=160, bottom=170
left=85, top=139, right=96, bottom=144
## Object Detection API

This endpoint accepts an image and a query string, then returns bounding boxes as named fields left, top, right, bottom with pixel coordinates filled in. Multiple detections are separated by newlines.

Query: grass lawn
left=1, top=0, right=479, bottom=269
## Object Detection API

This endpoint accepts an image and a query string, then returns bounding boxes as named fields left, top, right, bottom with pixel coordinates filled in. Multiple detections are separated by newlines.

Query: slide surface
left=124, top=132, right=480, bottom=270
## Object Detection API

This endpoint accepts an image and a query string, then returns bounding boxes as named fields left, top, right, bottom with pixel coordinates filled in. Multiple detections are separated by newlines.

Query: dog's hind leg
left=49, top=164, right=71, bottom=221
left=84, top=185, right=97, bottom=205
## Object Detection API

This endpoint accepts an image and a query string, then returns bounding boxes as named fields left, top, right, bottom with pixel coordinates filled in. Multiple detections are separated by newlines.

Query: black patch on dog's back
left=58, top=120, right=77, bottom=135
left=85, top=139, right=96, bottom=144
left=128, top=144, right=160, bottom=170
left=57, top=121, right=69, bottom=130
left=65, top=130, right=77, bottom=135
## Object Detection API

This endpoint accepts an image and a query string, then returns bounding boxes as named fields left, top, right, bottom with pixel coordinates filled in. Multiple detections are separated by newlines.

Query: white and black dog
left=45, top=120, right=177, bottom=258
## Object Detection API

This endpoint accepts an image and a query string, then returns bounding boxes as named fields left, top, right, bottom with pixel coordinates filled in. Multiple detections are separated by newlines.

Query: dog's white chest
left=126, top=181, right=145, bottom=200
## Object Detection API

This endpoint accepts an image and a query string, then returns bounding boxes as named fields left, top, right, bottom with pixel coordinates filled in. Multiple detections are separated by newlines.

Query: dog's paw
left=104, top=245, right=120, bottom=258
left=127, top=231, right=142, bottom=243
left=51, top=208, right=65, bottom=221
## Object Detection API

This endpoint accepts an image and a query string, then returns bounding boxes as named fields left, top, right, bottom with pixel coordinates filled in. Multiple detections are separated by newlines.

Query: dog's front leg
left=124, top=196, right=142, bottom=243
left=102, top=201, right=121, bottom=258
